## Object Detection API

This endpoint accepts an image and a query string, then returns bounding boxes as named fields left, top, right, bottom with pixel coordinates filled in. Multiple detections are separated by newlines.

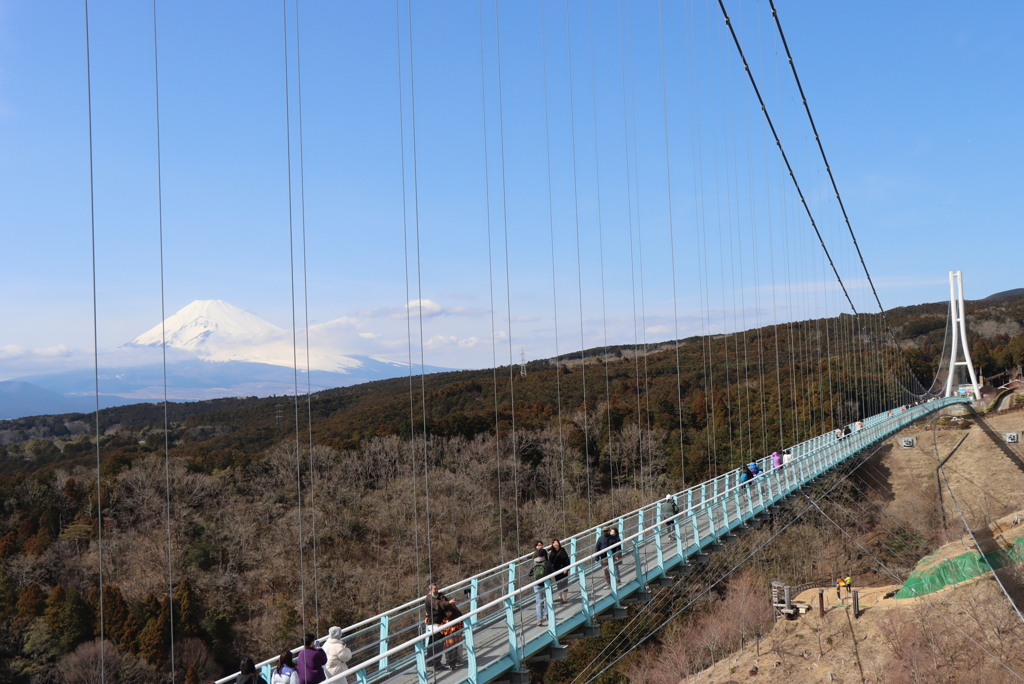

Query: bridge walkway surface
left=218, top=397, right=968, bottom=684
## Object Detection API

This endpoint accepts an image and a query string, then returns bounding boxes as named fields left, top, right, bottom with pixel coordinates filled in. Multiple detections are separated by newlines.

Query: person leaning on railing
left=424, top=583, right=449, bottom=671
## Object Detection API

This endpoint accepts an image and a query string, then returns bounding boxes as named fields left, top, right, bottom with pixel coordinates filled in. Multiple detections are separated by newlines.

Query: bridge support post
left=573, top=538, right=593, bottom=624
left=654, top=500, right=664, bottom=568
left=414, top=639, right=428, bottom=684
left=378, top=614, right=389, bottom=672
left=632, top=538, right=643, bottom=587
left=506, top=564, right=521, bottom=668
left=466, top=578, right=479, bottom=681
left=545, top=579, right=558, bottom=642
left=674, top=495, right=684, bottom=558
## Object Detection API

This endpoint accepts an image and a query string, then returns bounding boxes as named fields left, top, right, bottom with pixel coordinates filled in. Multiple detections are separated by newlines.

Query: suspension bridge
left=215, top=397, right=970, bottom=684
left=43, top=0, right=1019, bottom=682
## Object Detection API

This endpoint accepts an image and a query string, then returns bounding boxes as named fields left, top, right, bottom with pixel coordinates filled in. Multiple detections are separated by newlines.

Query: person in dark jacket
left=608, top=528, right=623, bottom=564
left=236, top=657, right=267, bottom=684
left=295, top=633, right=327, bottom=684
left=424, top=583, right=449, bottom=670
left=549, top=538, right=571, bottom=603
left=595, top=528, right=615, bottom=588
left=439, top=599, right=464, bottom=670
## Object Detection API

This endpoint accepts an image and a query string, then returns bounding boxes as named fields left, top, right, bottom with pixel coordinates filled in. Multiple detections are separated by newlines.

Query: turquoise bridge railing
left=216, top=397, right=968, bottom=684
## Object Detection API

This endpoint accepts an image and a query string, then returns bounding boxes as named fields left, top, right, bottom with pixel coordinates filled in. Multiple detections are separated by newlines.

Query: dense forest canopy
left=1, top=293, right=1022, bottom=682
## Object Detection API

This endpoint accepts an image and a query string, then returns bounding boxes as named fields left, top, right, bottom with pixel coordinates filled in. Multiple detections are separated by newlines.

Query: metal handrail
left=218, top=397, right=963, bottom=684
left=321, top=397, right=964, bottom=683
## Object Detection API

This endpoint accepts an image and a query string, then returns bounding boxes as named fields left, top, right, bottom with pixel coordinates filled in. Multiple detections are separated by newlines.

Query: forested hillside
left=1, top=293, right=1022, bottom=683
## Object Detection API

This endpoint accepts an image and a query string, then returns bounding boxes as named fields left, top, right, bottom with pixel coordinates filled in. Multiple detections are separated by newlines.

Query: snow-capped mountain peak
left=127, top=299, right=284, bottom=351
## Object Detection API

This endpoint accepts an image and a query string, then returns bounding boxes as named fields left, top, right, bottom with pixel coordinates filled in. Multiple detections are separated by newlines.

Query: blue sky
left=1, top=0, right=1022, bottom=380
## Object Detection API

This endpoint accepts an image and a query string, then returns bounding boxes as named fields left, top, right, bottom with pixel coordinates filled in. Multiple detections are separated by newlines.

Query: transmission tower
left=520, top=348, right=527, bottom=377
left=944, top=270, right=982, bottom=401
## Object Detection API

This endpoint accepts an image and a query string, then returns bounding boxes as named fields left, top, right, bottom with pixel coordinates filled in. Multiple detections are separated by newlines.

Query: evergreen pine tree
left=14, top=582, right=46, bottom=625
left=184, top=664, right=199, bottom=684
left=137, top=598, right=171, bottom=665
left=44, top=585, right=93, bottom=654
left=173, top=578, right=202, bottom=638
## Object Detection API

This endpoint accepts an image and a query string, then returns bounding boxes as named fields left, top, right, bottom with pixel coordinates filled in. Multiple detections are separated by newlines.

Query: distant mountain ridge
left=127, top=299, right=284, bottom=351
left=985, top=288, right=1024, bottom=300
left=2, top=299, right=453, bottom=419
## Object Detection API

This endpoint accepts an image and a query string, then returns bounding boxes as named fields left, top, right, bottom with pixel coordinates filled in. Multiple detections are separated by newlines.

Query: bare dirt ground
left=689, top=524, right=1024, bottom=684
left=681, top=397, right=1024, bottom=684
left=858, top=403, right=1024, bottom=534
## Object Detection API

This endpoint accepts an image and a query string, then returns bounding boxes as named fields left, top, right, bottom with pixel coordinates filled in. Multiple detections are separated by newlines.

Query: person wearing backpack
left=531, top=540, right=550, bottom=625
left=270, top=651, right=299, bottom=684
left=236, top=657, right=267, bottom=684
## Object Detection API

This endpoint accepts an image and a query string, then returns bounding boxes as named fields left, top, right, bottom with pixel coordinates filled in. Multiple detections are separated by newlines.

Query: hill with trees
left=1, top=293, right=1022, bottom=682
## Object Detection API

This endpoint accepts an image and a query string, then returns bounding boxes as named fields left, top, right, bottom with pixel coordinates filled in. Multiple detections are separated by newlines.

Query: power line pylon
left=520, top=349, right=527, bottom=378
left=944, top=270, right=982, bottom=401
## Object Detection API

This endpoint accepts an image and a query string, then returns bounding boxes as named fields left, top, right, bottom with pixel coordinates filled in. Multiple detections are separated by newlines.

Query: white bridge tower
left=944, top=269, right=982, bottom=401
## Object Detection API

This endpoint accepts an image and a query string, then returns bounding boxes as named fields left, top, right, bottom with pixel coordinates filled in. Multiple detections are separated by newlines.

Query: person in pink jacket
left=770, top=452, right=783, bottom=469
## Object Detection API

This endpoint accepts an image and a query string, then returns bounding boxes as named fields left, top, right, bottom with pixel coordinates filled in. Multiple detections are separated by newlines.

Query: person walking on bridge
left=296, top=633, right=327, bottom=684
left=596, top=527, right=615, bottom=589
left=549, top=538, right=571, bottom=603
left=531, top=540, right=551, bottom=625
left=770, top=452, right=783, bottom=470
left=662, top=495, right=678, bottom=538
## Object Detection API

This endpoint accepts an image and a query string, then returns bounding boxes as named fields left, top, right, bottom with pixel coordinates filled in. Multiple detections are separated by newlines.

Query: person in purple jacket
left=296, top=633, right=328, bottom=684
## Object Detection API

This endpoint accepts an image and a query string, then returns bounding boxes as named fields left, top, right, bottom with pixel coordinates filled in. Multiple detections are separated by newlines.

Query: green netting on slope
left=896, top=537, right=1024, bottom=599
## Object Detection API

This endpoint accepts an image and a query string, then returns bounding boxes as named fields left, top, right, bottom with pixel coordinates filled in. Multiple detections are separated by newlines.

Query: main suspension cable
left=150, top=0, right=176, bottom=677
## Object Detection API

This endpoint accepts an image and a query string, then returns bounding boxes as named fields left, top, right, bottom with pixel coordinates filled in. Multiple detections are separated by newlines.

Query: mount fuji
left=4, top=300, right=452, bottom=419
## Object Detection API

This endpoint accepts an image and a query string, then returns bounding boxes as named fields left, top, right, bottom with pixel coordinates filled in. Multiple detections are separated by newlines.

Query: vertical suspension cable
left=394, top=0, right=422, bottom=588
left=586, top=0, right=616, bottom=500
left=539, top=0, right=568, bottom=535
left=684, top=0, right=715, bottom=480
left=82, top=2, right=105, bottom=681
left=625, top=0, right=656, bottom=499
left=405, top=0, right=434, bottom=582
left=280, top=0, right=307, bottom=637
left=493, top=0, right=521, bottom=559
left=292, top=0, right=320, bottom=633
left=656, top=0, right=687, bottom=487
left=617, top=0, right=644, bottom=495
left=477, top=0, right=506, bottom=561
left=564, top=0, right=594, bottom=521
left=150, top=0, right=176, bottom=676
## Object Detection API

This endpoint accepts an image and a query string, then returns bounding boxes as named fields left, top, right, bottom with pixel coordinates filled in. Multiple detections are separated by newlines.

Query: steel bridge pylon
left=944, top=270, right=982, bottom=401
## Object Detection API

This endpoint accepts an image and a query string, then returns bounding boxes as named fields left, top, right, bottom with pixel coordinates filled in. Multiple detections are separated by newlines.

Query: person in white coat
left=270, top=651, right=299, bottom=684
left=322, top=626, right=352, bottom=682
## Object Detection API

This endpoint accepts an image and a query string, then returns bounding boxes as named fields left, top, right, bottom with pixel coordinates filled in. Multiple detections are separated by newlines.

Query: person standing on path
left=595, top=528, right=615, bottom=588
left=295, top=633, right=327, bottom=684
left=531, top=540, right=550, bottom=625
left=321, top=626, right=352, bottom=683
left=424, top=583, right=449, bottom=671
left=549, top=538, right=571, bottom=603
left=662, top=495, right=678, bottom=538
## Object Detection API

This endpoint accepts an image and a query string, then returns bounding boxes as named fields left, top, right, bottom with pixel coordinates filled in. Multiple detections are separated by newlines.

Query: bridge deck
left=222, top=397, right=967, bottom=684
